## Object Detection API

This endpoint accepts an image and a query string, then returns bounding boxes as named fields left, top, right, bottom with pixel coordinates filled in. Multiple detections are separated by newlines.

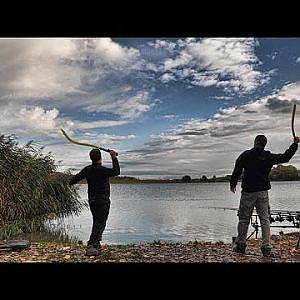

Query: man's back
left=230, top=142, right=298, bottom=192
left=85, top=163, right=119, bottom=198
left=238, top=148, right=274, bottom=192
left=69, top=157, right=120, bottom=199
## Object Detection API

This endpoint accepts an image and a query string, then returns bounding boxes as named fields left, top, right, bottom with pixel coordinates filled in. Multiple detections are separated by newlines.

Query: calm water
left=50, top=182, right=300, bottom=245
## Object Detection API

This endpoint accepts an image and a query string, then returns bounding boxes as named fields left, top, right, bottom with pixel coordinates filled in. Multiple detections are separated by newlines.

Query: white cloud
left=82, top=132, right=135, bottom=145
left=296, top=57, right=300, bottom=63
left=7, top=80, right=299, bottom=179
left=84, top=91, right=154, bottom=120
left=0, top=38, right=142, bottom=102
left=159, top=73, right=176, bottom=83
left=163, top=50, right=192, bottom=70
left=159, top=38, right=270, bottom=94
left=277, top=81, right=300, bottom=100
left=0, top=104, right=62, bottom=136
left=0, top=38, right=83, bottom=100
left=0, top=38, right=156, bottom=132
left=93, top=38, right=140, bottom=66
left=148, top=39, right=177, bottom=52
left=0, top=103, right=132, bottom=140
left=213, top=96, right=233, bottom=100
left=119, top=81, right=300, bottom=178
left=160, top=114, right=176, bottom=119
left=73, top=120, right=130, bottom=130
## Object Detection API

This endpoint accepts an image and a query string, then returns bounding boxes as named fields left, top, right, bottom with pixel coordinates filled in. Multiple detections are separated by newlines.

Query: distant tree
left=201, top=175, right=208, bottom=182
left=182, top=175, right=191, bottom=182
left=211, top=175, right=217, bottom=182
left=270, top=164, right=299, bottom=181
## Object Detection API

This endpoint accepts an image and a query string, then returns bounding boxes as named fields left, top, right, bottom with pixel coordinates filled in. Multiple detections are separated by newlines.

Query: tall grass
left=0, top=134, right=85, bottom=239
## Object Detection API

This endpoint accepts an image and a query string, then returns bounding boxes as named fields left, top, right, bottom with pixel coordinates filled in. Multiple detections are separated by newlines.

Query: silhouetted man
left=69, top=148, right=120, bottom=256
left=230, top=134, right=299, bottom=257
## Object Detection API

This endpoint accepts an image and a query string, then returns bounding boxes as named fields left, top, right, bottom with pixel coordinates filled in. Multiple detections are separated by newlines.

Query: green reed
left=0, top=134, right=85, bottom=239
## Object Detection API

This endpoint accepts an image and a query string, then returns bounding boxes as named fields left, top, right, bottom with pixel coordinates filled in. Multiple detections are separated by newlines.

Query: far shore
left=75, top=177, right=300, bottom=184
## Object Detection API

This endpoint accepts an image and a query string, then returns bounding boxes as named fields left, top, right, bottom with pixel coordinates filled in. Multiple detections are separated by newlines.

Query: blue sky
left=1, top=37, right=300, bottom=178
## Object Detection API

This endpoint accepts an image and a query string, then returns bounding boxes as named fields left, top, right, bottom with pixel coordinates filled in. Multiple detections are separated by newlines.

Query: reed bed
left=0, top=134, right=85, bottom=239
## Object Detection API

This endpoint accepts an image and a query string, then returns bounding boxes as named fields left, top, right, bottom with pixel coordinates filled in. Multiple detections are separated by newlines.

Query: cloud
left=148, top=40, right=177, bottom=52
left=0, top=38, right=82, bottom=100
left=0, top=104, right=62, bottom=136
left=296, top=57, right=300, bottom=63
left=84, top=91, right=154, bottom=120
left=160, top=114, right=177, bottom=119
left=118, top=82, right=300, bottom=178
left=277, top=81, right=300, bottom=100
left=159, top=73, right=176, bottom=83
left=158, top=38, right=271, bottom=94
left=0, top=38, right=158, bottom=137
left=212, top=96, right=233, bottom=100
left=93, top=38, right=140, bottom=65
left=36, top=80, right=300, bottom=178
left=0, top=38, right=143, bottom=105
left=0, top=103, right=133, bottom=140
left=82, top=133, right=135, bottom=148
left=265, top=97, right=292, bottom=113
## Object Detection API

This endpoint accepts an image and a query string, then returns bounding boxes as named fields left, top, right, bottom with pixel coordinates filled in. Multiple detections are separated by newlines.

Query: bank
left=0, top=232, right=299, bottom=263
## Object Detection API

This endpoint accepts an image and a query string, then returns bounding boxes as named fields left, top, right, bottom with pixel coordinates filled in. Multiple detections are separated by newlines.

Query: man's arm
left=229, top=153, right=245, bottom=193
left=69, top=167, right=88, bottom=186
left=270, top=136, right=300, bottom=165
left=101, top=150, right=120, bottom=177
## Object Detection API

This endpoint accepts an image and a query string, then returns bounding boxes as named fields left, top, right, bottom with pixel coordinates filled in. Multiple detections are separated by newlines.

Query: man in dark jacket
left=69, top=148, right=120, bottom=256
left=230, top=134, right=299, bottom=257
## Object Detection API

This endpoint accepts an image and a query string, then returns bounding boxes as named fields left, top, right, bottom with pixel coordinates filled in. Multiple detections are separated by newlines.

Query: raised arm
left=270, top=136, right=299, bottom=165
left=101, top=150, right=120, bottom=177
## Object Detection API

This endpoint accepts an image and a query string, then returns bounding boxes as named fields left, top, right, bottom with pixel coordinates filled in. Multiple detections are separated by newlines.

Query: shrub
left=0, top=134, right=85, bottom=239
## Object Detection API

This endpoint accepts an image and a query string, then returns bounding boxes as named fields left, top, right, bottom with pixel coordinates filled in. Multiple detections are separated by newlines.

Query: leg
left=234, top=191, right=256, bottom=252
left=87, top=198, right=110, bottom=247
left=255, top=191, right=272, bottom=253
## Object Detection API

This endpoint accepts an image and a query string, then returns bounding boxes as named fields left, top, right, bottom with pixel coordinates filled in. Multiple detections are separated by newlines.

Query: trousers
left=235, top=190, right=271, bottom=250
left=87, top=197, right=110, bottom=247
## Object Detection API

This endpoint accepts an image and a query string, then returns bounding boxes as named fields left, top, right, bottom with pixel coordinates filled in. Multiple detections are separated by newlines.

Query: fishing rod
left=61, top=129, right=118, bottom=156
left=198, top=206, right=300, bottom=215
left=199, top=206, right=300, bottom=247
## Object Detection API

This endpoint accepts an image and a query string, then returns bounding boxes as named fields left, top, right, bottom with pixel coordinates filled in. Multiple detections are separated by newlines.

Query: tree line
left=110, top=164, right=300, bottom=183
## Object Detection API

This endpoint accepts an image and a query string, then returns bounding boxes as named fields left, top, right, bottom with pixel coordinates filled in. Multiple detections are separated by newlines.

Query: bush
left=0, top=134, right=85, bottom=239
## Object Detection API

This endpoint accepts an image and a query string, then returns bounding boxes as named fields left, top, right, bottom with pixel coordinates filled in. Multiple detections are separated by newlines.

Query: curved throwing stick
left=292, top=104, right=297, bottom=139
left=61, top=129, right=111, bottom=153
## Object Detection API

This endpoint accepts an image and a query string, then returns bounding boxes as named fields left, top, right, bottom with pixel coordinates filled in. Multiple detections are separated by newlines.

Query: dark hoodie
left=230, top=143, right=298, bottom=192
left=69, top=158, right=120, bottom=200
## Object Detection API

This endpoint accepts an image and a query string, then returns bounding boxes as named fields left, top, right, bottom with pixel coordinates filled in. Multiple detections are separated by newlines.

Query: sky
left=1, top=37, right=300, bottom=179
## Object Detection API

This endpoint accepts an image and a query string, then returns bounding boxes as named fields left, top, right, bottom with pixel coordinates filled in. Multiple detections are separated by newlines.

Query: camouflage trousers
left=235, top=190, right=271, bottom=250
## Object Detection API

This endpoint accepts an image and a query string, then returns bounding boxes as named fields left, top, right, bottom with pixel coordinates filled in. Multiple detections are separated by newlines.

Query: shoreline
left=1, top=232, right=299, bottom=263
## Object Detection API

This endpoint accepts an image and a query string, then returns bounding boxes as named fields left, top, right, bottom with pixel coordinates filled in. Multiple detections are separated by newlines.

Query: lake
left=49, top=182, right=300, bottom=245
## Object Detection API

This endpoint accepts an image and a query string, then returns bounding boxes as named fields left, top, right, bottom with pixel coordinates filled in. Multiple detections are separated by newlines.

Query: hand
left=109, top=149, right=118, bottom=158
left=294, top=136, right=300, bottom=143
left=230, top=186, right=236, bottom=194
